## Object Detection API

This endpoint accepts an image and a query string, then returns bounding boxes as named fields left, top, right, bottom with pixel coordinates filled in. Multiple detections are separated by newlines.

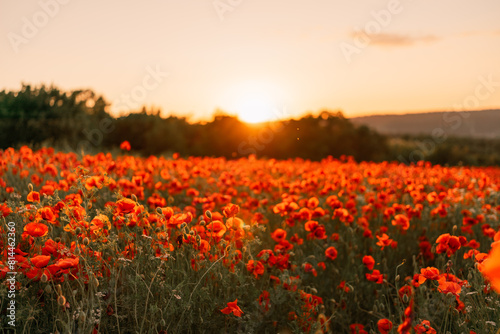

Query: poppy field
left=2, top=145, right=500, bottom=334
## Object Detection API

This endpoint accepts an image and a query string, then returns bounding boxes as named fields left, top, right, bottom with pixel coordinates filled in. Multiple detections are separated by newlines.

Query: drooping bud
left=57, top=295, right=66, bottom=306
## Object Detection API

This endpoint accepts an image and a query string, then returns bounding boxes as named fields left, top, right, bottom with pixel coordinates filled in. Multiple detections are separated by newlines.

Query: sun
left=235, top=96, right=276, bottom=124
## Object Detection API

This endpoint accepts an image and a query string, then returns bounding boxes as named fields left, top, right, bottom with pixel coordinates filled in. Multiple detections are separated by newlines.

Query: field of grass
left=1, top=145, right=500, bottom=333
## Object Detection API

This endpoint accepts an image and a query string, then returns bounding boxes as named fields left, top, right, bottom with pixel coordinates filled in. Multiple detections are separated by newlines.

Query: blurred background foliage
left=1, top=84, right=499, bottom=165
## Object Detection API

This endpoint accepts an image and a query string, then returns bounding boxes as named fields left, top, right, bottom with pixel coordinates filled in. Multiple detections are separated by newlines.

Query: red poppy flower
left=30, top=255, right=51, bottom=268
left=246, top=260, right=265, bottom=278
left=479, top=243, right=500, bottom=293
left=206, top=220, right=226, bottom=239
left=392, top=214, right=410, bottom=231
left=376, top=234, right=394, bottom=250
left=24, top=222, right=49, bottom=237
left=271, top=228, right=287, bottom=243
left=120, top=141, right=131, bottom=151
left=325, top=246, right=338, bottom=261
left=116, top=198, right=136, bottom=214
left=362, top=255, right=375, bottom=270
left=414, top=320, right=436, bottom=334
left=55, top=257, right=80, bottom=269
left=0, top=203, right=12, bottom=217
left=27, top=191, right=40, bottom=202
left=377, top=319, right=393, bottom=334
left=220, top=299, right=243, bottom=317
left=366, top=270, right=384, bottom=284
left=418, top=267, right=440, bottom=284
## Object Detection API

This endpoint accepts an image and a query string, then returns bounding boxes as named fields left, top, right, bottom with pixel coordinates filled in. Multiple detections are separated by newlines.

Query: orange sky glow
left=1, top=0, right=500, bottom=123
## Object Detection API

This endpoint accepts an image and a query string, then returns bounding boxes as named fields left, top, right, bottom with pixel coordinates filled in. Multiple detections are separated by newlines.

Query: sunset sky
left=2, top=0, right=500, bottom=122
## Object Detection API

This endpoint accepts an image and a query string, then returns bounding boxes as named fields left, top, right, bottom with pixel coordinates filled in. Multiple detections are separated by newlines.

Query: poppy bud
left=156, top=207, right=163, bottom=215
left=403, top=294, right=409, bottom=303
left=45, top=284, right=52, bottom=294
left=168, top=196, right=174, bottom=205
left=131, top=194, right=138, bottom=202
left=28, top=183, right=33, bottom=192
left=453, top=225, right=457, bottom=232
left=56, top=284, right=62, bottom=296
left=87, top=202, right=92, bottom=210
left=57, top=295, right=66, bottom=306
left=200, top=220, right=206, bottom=226
left=83, top=237, right=90, bottom=246
left=205, top=210, right=212, bottom=220
left=180, top=223, right=187, bottom=229
left=79, top=312, right=86, bottom=323
left=75, top=227, right=82, bottom=235
left=373, top=305, right=378, bottom=313
left=55, top=237, right=61, bottom=243
left=41, top=273, right=48, bottom=283
left=395, top=275, right=400, bottom=282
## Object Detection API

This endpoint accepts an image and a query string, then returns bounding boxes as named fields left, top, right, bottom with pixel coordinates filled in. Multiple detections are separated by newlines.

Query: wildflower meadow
left=1, top=145, right=500, bottom=333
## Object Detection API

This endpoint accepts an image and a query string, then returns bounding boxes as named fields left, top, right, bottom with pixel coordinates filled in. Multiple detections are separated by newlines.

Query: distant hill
left=350, top=109, right=500, bottom=139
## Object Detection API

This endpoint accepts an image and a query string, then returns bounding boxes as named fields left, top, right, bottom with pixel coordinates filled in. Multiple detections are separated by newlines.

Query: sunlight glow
left=235, top=96, right=276, bottom=124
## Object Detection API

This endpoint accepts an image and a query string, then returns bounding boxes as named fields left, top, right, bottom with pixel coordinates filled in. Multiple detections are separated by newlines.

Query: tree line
left=1, top=84, right=498, bottom=165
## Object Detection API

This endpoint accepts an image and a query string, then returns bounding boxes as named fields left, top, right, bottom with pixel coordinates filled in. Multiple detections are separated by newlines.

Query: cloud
left=350, top=32, right=440, bottom=47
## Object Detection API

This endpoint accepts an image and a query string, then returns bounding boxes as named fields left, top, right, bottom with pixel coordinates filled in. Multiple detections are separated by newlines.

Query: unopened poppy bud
left=468, top=272, right=473, bottom=281
left=180, top=223, right=187, bottom=229
left=55, top=237, right=61, bottom=243
left=131, top=194, right=137, bottom=202
left=373, top=305, right=378, bottom=313
left=200, top=220, right=206, bottom=226
left=28, top=183, right=33, bottom=192
left=189, top=230, right=194, bottom=235
left=395, top=275, right=400, bottom=282
left=453, top=225, right=457, bottom=232
left=79, top=312, right=86, bottom=322
left=87, top=202, right=92, bottom=210
left=403, top=294, right=409, bottom=303
left=56, top=284, right=62, bottom=296
left=45, top=284, right=52, bottom=294
left=75, top=227, right=82, bottom=235
left=41, top=273, right=48, bottom=283
left=205, top=210, right=212, bottom=220
left=156, top=207, right=163, bottom=215
left=57, top=295, right=66, bottom=306
left=83, top=237, right=90, bottom=246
